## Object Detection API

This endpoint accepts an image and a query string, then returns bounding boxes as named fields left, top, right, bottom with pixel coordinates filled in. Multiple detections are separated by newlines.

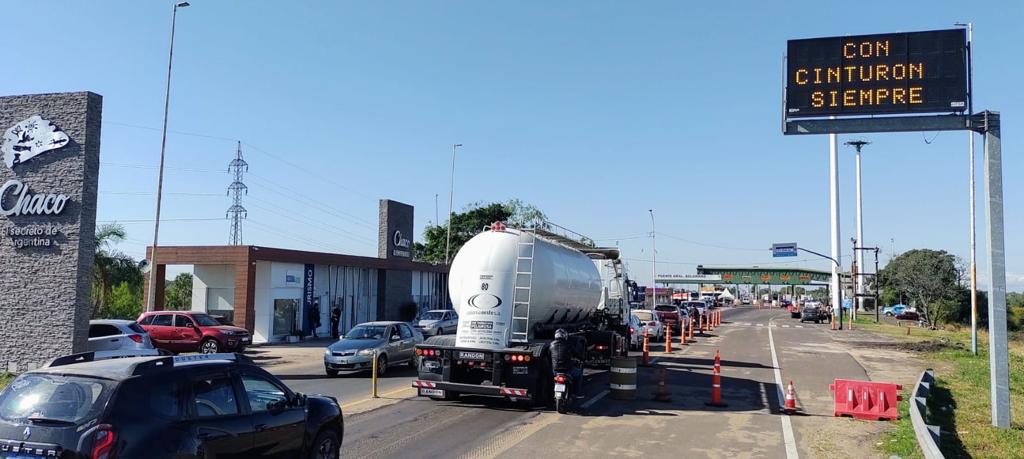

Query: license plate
left=458, top=351, right=486, bottom=360
left=419, top=388, right=444, bottom=397
left=554, top=383, right=566, bottom=392
left=424, top=360, right=440, bottom=369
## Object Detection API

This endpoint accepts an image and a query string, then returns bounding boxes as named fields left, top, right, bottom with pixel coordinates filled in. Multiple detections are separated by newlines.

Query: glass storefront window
left=273, top=299, right=299, bottom=336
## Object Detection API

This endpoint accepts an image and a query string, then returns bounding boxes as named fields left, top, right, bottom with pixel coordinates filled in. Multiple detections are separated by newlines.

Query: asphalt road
left=263, top=307, right=879, bottom=458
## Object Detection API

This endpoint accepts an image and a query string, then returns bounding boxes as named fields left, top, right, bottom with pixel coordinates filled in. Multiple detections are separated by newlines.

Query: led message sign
left=786, top=29, right=967, bottom=117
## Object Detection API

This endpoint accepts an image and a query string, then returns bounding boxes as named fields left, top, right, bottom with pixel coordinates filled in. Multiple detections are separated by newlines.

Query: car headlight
left=358, top=348, right=375, bottom=356
left=324, top=349, right=332, bottom=356
left=221, top=330, right=236, bottom=336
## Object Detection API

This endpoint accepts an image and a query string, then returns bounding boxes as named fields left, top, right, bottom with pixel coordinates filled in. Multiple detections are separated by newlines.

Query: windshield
left=687, top=302, right=707, bottom=308
left=345, top=325, right=386, bottom=340
left=191, top=314, right=221, bottom=327
left=420, top=311, right=444, bottom=320
left=633, top=311, right=654, bottom=321
left=0, top=374, right=112, bottom=424
left=654, top=305, right=676, bottom=312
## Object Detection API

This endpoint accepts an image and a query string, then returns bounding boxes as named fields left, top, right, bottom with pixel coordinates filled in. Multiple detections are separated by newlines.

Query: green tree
left=95, top=281, right=143, bottom=320
left=413, top=200, right=547, bottom=263
left=879, top=249, right=960, bottom=326
left=92, top=223, right=142, bottom=316
left=165, top=273, right=194, bottom=310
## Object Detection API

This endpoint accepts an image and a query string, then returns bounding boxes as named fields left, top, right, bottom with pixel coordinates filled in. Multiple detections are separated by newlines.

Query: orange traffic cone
left=688, top=317, right=695, bottom=342
left=665, top=323, right=673, bottom=353
left=641, top=329, right=650, bottom=366
left=783, top=380, right=801, bottom=414
left=706, top=349, right=727, bottom=407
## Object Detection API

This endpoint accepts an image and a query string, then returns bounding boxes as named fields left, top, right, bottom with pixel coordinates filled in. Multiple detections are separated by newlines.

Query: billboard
left=786, top=29, right=967, bottom=118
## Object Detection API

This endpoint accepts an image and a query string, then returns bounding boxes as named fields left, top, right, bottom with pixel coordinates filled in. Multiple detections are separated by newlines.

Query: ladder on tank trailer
left=510, top=230, right=535, bottom=343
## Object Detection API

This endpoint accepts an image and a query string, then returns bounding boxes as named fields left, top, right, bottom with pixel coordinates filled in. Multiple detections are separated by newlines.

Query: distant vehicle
left=414, top=309, right=459, bottom=336
left=87, top=319, right=154, bottom=352
left=654, top=304, right=685, bottom=332
left=631, top=309, right=664, bottom=341
left=799, top=305, right=826, bottom=323
left=882, top=304, right=910, bottom=317
left=137, top=311, right=251, bottom=354
left=324, top=321, right=423, bottom=377
left=740, top=296, right=751, bottom=305
left=896, top=310, right=921, bottom=321
left=789, top=303, right=801, bottom=319
left=0, top=352, right=343, bottom=459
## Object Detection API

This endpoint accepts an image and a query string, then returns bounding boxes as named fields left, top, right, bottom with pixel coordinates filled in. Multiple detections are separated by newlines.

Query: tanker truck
left=412, top=222, right=631, bottom=406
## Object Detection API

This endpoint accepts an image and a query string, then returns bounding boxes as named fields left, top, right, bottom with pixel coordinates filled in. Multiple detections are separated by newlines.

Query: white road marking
left=796, top=325, right=804, bottom=328
left=782, top=325, right=790, bottom=328
left=580, top=389, right=610, bottom=409
left=768, top=316, right=800, bottom=459
left=756, top=323, right=764, bottom=327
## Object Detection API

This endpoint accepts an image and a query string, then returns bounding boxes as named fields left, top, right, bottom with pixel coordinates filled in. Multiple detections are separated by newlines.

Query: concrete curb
left=910, top=369, right=945, bottom=459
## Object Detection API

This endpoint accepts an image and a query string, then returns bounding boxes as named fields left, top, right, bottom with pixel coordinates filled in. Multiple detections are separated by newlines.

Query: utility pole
left=146, top=1, right=190, bottom=312
left=445, top=144, right=462, bottom=264
left=649, top=209, right=656, bottom=308
left=845, top=140, right=870, bottom=314
left=227, top=141, right=248, bottom=245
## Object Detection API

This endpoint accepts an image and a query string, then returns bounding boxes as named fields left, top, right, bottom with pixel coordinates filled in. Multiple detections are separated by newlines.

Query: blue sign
left=772, top=243, right=798, bottom=257
left=302, top=264, right=315, bottom=333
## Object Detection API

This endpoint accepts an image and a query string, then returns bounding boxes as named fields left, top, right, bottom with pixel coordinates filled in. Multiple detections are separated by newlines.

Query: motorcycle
left=553, top=372, right=573, bottom=413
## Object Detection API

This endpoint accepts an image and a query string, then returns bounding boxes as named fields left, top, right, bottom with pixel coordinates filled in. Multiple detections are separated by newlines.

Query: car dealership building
left=143, top=199, right=449, bottom=344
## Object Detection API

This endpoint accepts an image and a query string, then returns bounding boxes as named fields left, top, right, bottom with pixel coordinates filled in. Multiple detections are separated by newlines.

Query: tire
left=375, top=354, right=387, bottom=377
left=309, top=428, right=340, bottom=459
left=200, top=338, right=220, bottom=354
left=555, top=397, right=567, bottom=414
left=325, top=369, right=339, bottom=377
left=435, top=328, right=443, bottom=336
left=408, top=355, right=419, bottom=370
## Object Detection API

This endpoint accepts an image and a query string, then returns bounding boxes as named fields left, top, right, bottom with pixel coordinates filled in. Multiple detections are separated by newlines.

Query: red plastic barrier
left=829, top=379, right=902, bottom=421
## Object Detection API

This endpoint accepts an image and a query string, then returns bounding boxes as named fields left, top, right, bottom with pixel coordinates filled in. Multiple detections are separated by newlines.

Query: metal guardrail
left=910, top=369, right=945, bottom=459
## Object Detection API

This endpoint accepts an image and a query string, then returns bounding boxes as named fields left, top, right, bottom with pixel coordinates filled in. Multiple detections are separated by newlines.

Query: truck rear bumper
left=413, top=380, right=530, bottom=400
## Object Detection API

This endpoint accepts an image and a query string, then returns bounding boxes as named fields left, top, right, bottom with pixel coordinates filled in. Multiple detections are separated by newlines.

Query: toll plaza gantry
left=656, top=266, right=832, bottom=305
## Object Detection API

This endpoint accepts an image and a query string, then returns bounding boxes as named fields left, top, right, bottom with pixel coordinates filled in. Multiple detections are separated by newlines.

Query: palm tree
left=93, top=223, right=129, bottom=315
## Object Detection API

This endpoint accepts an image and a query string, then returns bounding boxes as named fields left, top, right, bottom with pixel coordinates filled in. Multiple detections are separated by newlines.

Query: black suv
left=0, top=352, right=343, bottom=459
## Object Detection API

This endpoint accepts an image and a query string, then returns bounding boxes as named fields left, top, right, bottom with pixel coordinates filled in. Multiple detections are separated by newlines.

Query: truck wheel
left=408, top=356, right=419, bottom=370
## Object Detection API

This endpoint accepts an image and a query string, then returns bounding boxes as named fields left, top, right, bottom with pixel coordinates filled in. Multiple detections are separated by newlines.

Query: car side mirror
left=267, top=399, right=287, bottom=413
left=290, top=392, right=306, bottom=407
left=390, top=335, right=401, bottom=342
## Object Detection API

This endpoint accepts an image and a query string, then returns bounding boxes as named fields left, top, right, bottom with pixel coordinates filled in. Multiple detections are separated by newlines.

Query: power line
left=246, top=175, right=375, bottom=228
left=655, top=231, right=766, bottom=252
left=98, top=218, right=224, bottom=224
left=100, top=191, right=222, bottom=197
left=246, top=219, right=357, bottom=254
left=245, top=200, right=376, bottom=247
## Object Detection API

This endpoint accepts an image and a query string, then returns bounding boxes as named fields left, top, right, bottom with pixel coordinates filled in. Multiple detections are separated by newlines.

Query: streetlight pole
left=956, top=21, right=978, bottom=356
left=444, top=144, right=462, bottom=265
left=147, top=1, right=190, bottom=312
left=649, top=209, right=656, bottom=308
left=845, top=140, right=870, bottom=316
left=828, top=122, right=842, bottom=327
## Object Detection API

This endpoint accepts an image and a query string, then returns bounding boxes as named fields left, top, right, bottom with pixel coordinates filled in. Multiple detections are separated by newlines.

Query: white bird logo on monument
left=2, top=115, right=70, bottom=170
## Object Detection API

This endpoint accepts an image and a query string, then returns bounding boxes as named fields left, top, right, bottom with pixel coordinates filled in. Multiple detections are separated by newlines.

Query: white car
left=631, top=309, right=665, bottom=341
left=414, top=309, right=459, bottom=336
left=87, top=319, right=155, bottom=352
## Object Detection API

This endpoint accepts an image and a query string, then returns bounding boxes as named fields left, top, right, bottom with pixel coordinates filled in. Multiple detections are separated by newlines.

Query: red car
left=654, top=304, right=685, bottom=334
left=137, top=311, right=251, bottom=354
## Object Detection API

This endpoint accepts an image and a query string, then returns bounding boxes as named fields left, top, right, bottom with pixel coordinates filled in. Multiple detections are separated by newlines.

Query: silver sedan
left=323, top=321, right=423, bottom=377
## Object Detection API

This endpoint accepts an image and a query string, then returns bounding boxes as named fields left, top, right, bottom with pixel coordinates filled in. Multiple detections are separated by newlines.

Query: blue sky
left=6, top=1, right=1022, bottom=290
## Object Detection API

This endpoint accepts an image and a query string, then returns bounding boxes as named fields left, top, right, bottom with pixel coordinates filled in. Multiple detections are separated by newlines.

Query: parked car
left=653, top=304, right=685, bottom=333
left=87, top=319, right=155, bottom=352
left=414, top=309, right=459, bottom=336
left=0, top=352, right=343, bottom=459
left=882, top=304, right=910, bottom=317
left=896, top=310, right=921, bottom=321
left=630, top=309, right=664, bottom=341
left=138, top=311, right=251, bottom=354
left=799, top=305, right=826, bottom=323
left=324, top=321, right=423, bottom=377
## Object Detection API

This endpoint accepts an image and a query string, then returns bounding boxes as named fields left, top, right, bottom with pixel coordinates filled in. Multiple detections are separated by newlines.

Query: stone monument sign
left=0, top=92, right=102, bottom=372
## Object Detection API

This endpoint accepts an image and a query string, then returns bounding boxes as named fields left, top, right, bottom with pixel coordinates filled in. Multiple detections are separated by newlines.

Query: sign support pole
left=828, top=123, right=842, bottom=329
left=982, top=112, right=1009, bottom=428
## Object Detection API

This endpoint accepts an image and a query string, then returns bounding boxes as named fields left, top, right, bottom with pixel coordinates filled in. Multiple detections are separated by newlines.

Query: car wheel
left=200, top=338, right=220, bottom=354
left=309, top=428, right=340, bottom=459
left=375, top=354, right=388, bottom=377
left=325, top=369, right=339, bottom=377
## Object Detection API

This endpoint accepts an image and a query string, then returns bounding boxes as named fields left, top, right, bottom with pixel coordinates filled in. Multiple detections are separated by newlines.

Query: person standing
left=330, top=306, right=341, bottom=339
left=310, top=300, right=321, bottom=338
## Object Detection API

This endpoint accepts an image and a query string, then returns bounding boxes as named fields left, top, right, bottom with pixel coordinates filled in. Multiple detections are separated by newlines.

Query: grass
left=0, top=373, right=11, bottom=390
left=849, top=314, right=1024, bottom=458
